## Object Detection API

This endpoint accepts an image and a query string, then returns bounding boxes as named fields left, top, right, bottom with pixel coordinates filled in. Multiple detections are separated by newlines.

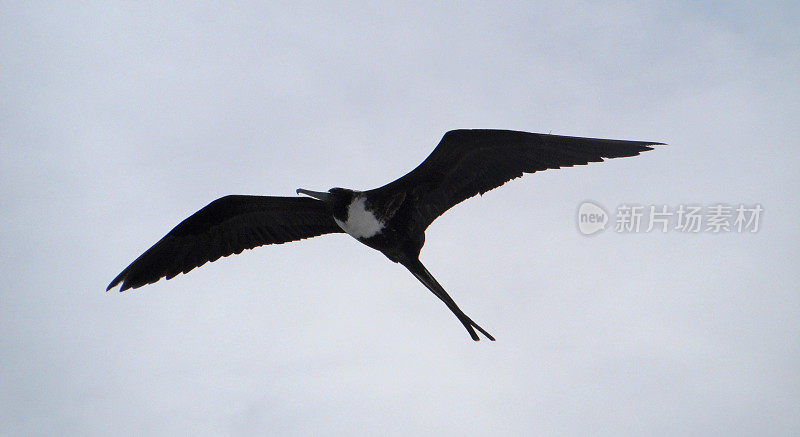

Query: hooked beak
left=296, top=188, right=331, bottom=202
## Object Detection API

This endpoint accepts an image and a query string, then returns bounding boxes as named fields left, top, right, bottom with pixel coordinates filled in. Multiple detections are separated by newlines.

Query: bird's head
left=296, top=187, right=356, bottom=218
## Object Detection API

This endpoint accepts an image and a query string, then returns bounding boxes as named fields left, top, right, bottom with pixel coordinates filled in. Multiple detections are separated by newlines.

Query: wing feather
left=107, top=195, right=342, bottom=291
left=370, top=129, right=663, bottom=230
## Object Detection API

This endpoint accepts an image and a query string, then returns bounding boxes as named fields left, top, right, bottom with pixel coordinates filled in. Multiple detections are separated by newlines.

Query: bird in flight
left=108, top=129, right=663, bottom=341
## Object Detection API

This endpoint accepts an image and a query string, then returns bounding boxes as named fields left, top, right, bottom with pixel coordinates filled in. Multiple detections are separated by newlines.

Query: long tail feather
left=402, top=258, right=495, bottom=341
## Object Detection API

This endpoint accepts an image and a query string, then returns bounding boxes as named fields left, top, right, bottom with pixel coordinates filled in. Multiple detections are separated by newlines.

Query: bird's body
left=108, top=129, right=664, bottom=341
left=331, top=194, right=386, bottom=240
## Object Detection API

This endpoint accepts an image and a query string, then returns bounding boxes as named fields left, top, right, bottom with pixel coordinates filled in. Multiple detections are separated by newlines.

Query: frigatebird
left=107, top=129, right=663, bottom=341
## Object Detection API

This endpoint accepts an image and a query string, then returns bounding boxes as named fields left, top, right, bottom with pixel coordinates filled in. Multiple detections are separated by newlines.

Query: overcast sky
left=2, top=1, right=798, bottom=435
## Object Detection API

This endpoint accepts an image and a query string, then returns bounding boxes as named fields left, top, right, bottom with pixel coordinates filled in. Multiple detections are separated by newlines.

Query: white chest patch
left=334, top=196, right=385, bottom=239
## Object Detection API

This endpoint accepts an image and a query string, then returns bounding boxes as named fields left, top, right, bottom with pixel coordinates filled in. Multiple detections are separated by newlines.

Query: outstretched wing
left=107, top=195, right=343, bottom=291
left=370, top=129, right=663, bottom=230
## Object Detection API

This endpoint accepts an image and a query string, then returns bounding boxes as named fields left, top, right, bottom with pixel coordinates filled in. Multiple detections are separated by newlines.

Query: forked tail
left=401, top=258, right=495, bottom=341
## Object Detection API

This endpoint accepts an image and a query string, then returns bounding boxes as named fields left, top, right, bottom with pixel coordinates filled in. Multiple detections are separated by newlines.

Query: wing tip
left=106, top=275, right=123, bottom=292
left=106, top=271, right=138, bottom=292
left=106, top=279, right=127, bottom=292
left=613, top=140, right=666, bottom=157
left=636, top=141, right=666, bottom=155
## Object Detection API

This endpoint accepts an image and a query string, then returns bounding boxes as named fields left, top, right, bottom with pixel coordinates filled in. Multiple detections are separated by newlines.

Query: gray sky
left=2, top=1, right=798, bottom=435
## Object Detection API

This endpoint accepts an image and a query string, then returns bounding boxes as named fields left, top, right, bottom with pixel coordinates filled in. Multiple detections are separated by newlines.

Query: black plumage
left=108, top=129, right=663, bottom=341
left=367, top=130, right=660, bottom=232
left=107, top=196, right=343, bottom=291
